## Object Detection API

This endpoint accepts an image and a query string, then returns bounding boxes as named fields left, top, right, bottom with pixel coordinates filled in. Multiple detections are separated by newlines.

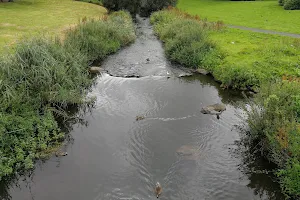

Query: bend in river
left=0, top=16, right=284, bottom=200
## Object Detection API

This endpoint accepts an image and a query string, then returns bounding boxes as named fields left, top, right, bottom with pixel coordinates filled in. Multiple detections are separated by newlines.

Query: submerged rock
left=176, top=145, right=200, bottom=160
left=89, top=67, right=104, bottom=74
left=55, top=151, right=68, bottom=157
left=195, top=68, right=210, bottom=75
left=136, top=115, right=145, bottom=121
left=201, top=103, right=226, bottom=115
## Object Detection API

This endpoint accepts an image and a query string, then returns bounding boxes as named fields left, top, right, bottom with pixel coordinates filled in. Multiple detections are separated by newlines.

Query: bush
left=140, top=0, right=177, bottom=17
left=103, top=0, right=177, bottom=16
left=279, top=0, right=285, bottom=6
left=102, top=0, right=140, bottom=15
left=278, top=159, right=300, bottom=198
left=242, top=80, right=300, bottom=198
left=150, top=9, right=223, bottom=69
left=284, top=0, right=300, bottom=10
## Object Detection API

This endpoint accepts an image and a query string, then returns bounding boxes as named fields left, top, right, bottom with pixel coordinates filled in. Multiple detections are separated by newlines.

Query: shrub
left=242, top=80, right=300, bottom=197
left=102, top=0, right=140, bottom=15
left=279, top=0, right=285, bottom=6
left=284, top=0, right=300, bottom=10
left=278, top=159, right=300, bottom=198
left=103, top=0, right=177, bottom=16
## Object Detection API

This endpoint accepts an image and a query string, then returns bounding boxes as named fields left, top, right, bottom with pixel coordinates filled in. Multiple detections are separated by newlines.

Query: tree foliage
left=102, top=0, right=177, bottom=16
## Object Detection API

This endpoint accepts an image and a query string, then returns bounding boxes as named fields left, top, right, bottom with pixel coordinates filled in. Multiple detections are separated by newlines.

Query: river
left=0, top=16, right=284, bottom=200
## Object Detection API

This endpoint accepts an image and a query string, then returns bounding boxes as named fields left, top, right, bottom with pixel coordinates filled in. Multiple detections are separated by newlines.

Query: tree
left=103, top=0, right=177, bottom=17
left=103, top=0, right=141, bottom=16
left=140, top=0, right=177, bottom=16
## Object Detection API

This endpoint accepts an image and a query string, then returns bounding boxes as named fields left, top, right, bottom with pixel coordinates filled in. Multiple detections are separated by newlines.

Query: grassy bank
left=177, top=0, right=300, bottom=34
left=150, top=8, right=300, bottom=90
left=0, top=11, right=135, bottom=180
left=0, top=0, right=107, bottom=52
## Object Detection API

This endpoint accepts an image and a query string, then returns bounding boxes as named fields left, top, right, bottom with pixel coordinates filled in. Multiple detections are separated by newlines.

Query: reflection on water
left=0, top=15, right=284, bottom=200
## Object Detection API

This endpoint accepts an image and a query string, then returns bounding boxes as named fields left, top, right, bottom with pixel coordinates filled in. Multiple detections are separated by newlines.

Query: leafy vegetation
left=283, top=0, right=300, bottom=10
left=242, top=80, right=300, bottom=198
left=102, top=0, right=177, bottom=16
left=177, top=0, right=300, bottom=34
left=0, top=11, right=135, bottom=180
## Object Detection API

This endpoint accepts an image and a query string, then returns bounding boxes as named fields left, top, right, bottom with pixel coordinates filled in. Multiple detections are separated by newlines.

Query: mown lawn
left=0, top=0, right=107, bottom=52
left=209, top=28, right=300, bottom=87
left=177, top=0, right=300, bottom=33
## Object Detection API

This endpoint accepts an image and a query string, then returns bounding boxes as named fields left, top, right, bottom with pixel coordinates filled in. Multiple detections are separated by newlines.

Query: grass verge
left=150, top=8, right=300, bottom=90
left=0, top=10, right=135, bottom=180
left=0, top=0, right=107, bottom=53
left=177, top=0, right=300, bottom=34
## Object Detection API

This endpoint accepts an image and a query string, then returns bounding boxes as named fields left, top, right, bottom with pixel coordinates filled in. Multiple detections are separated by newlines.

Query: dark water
left=0, top=17, right=284, bottom=200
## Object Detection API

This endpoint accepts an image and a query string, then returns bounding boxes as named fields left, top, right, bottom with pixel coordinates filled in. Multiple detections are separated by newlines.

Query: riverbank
left=150, top=8, right=300, bottom=198
left=177, top=0, right=300, bottom=34
left=0, top=10, right=136, bottom=180
left=150, top=8, right=300, bottom=90
left=0, top=0, right=106, bottom=53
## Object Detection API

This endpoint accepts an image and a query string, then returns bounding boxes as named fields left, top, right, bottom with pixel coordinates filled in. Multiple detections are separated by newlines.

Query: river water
left=0, top=17, right=284, bottom=200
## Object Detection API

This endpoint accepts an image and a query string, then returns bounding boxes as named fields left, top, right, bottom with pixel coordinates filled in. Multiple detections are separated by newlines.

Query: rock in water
left=136, top=115, right=145, bottom=121
left=55, top=151, right=68, bottom=157
left=201, top=103, right=226, bottom=115
left=89, top=67, right=104, bottom=74
left=195, top=68, right=209, bottom=75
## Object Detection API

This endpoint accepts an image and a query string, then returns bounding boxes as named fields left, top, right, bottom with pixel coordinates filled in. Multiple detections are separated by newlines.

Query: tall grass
left=150, top=8, right=224, bottom=69
left=64, top=11, right=136, bottom=62
left=0, top=11, right=135, bottom=180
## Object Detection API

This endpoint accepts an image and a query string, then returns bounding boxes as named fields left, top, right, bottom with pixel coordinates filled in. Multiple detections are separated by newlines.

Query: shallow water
left=0, top=16, right=284, bottom=200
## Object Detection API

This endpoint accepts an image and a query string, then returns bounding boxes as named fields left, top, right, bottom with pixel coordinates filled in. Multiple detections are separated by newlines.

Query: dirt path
left=228, top=25, right=300, bottom=38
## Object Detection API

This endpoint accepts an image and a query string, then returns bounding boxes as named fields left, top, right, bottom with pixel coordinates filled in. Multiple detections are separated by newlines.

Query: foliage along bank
left=0, top=11, right=136, bottom=180
left=242, top=80, right=300, bottom=199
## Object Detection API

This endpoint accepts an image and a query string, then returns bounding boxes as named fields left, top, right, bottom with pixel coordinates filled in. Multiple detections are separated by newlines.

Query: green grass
left=0, top=0, right=107, bottom=52
left=177, top=0, right=300, bottom=33
left=209, top=28, right=300, bottom=89
left=151, top=8, right=300, bottom=89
